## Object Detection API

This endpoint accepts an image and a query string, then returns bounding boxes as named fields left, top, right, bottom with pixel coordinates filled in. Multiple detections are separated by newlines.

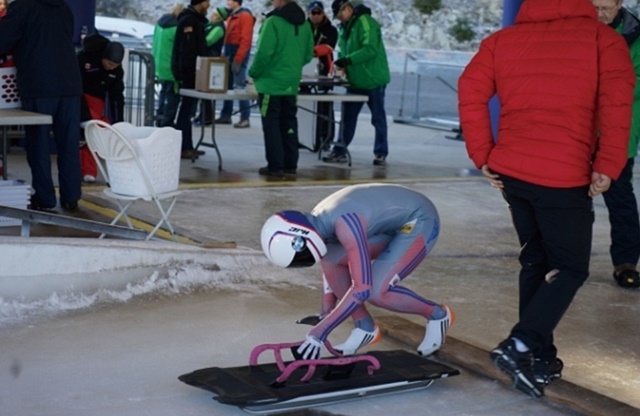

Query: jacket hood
left=516, top=0, right=597, bottom=24
left=36, top=0, right=65, bottom=5
left=342, top=4, right=372, bottom=38
left=268, top=2, right=306, bottom=26
left=82, top=33, right=110, bottom=55
left=611, top=7, right=640, bottom=45
left=178, top=5, right=208, bottom=23
left=157, top=12, right=179, bottom=28
left=352, top=3, right=372, bottom=19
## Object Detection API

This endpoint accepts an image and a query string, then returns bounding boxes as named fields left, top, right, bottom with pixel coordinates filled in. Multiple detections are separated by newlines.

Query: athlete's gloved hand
left=231, top=61, right=241, bottom=74
left=296, top=313, right=324, bottom=326
left=297, top=335, right=323, bottom=360
left=334, top=57, right=351, bottom=68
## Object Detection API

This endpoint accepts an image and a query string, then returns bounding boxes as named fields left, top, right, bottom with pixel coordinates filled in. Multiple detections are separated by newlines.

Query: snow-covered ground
left=0, top=255, right=573, bottom=416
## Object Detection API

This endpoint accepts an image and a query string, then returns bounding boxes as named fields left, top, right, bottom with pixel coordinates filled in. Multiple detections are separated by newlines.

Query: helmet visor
left=289, top=236, right=317, bottom=268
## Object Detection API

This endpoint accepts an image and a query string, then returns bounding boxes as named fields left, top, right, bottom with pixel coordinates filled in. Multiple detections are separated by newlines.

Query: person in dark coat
left=77, top=33, right=125, bottom=183
left=0, top=0, right=83, bottom=211
left=306, top=1, right=338, bottom=151
left=172, top=0, right=210, bottom=160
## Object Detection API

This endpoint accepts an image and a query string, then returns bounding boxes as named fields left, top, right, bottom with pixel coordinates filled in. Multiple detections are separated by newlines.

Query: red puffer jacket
left=459, top=0, right=635, bottom=187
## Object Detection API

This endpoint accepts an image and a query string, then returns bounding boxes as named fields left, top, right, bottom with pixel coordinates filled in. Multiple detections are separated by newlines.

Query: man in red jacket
left=458, top=0, right=635, bottom=398
left=216, top=0, right=255, bottom=128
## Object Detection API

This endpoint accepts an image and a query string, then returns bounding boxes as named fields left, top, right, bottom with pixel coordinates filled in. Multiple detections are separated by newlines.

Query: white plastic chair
left=84, top=120, right=182, bottom=241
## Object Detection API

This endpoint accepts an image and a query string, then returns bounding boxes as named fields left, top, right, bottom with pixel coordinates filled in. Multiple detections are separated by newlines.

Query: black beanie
left=103, top=42, right=124, bottom=64
left=191, top=0, right=207, bottom=5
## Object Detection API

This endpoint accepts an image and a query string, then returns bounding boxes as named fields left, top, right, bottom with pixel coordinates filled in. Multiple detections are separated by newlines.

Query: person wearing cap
left=153, top=3, right=184, bottom=128
left=0, top=0, right=83, bottom=211
left=216, top=0, right=255, bottom=128
left=248, top=0, right=313, bottom=177
left=77, top=33, right=125, bottom=183
left=324, top=0, right=390, bottom=167
left=192, top=6, right=231, bottom=126
left=307, top=1, right=338, bottom=151
left=172, top=0, right=211, bottom=160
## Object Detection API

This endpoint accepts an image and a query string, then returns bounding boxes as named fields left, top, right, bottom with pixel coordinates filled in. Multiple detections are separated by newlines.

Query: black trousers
left=501, top=175, right=593, bottom=360
left=602, top=158, right=640, bottom=267
left=258, top=94, right=298, bottom=172
left=314, top=101, right=334, bottom=152
left=22, top=96, right=82, bottom=206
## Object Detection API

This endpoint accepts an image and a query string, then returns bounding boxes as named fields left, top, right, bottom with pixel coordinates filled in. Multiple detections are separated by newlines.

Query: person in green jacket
left=152, top=3, right=184, bottom=127
left=193, top=6, right=231, bottom=126
left=324, top=0, right=390, bottom=166
left=249, top=0, right=313, bottom=178
left=594, top=0, right=640, bottom=289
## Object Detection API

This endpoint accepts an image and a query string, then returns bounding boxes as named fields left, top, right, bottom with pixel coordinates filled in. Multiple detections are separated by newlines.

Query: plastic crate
left=0, top=67, right=21, bottom=109
left=106, top=123, right=181, bottom=196
left=0, top=180, right=31, bottom=227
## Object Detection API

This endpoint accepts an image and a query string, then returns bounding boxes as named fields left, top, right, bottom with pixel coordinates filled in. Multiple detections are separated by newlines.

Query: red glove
left=313, top=44, right=333, bottom=58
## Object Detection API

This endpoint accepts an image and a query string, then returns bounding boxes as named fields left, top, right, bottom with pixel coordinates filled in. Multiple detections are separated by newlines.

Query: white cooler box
left=105, top=123, right=181, bottom=196
left=0, top=180, right=31, bottom=227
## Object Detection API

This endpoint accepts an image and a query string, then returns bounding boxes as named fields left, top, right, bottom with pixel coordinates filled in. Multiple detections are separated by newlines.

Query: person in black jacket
left=172, top=0, right=210, bottom=160
left=77, top=33, right=125, bottom=183
left=0, top=0, right=83, bottom=211
left=306, top=1, right=338, bottom=151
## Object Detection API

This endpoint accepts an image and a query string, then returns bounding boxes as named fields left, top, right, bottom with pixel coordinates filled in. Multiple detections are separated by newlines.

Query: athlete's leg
left=368, top=223, right=443, bottom=319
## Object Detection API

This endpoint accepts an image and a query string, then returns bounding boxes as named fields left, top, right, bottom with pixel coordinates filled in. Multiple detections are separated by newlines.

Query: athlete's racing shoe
left=533, top=357, right=563, bottom=386
left=417, top=304, right=455, bottom=356
left=490, top=338, right=544, bottom=398
left=334, top=326, right=382, bottom=355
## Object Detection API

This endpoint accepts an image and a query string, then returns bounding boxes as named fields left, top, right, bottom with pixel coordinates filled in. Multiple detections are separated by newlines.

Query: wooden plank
left=377, top=315, right=640, bottom=416
left=200, top=241, right=237, bottom=249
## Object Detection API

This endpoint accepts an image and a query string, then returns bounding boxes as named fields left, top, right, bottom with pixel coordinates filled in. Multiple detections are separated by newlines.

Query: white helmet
left=260, top=211, right=327, bottom=268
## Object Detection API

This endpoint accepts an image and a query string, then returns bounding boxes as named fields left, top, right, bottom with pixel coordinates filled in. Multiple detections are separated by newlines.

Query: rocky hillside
left=97, top=0, right=640, bottom=51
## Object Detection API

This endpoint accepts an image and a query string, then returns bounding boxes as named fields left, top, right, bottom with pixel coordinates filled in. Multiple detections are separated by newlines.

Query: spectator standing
left=248, top=0, right=313, bottom=178
left=0, top=0, right=83, bottom=211
left=593, top=0, right=640, bottom=289
left=193, top=6, right=230, bottom=126
left=216, top=0, right=255, bottom=128
left=172, top=0, right=210, bottom=160
left=324, top=0, right=390, bottom=166
left=458, top=0, right=635, bottom=397
left=152, top=3, right=184, bottom=128
left=77, top=34, right=125, bottom=183
left=307, top=1, right=338, bottom=151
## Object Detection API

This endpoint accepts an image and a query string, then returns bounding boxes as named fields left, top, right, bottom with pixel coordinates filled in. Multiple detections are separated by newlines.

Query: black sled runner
left=178, top=341, right=460, bottom=414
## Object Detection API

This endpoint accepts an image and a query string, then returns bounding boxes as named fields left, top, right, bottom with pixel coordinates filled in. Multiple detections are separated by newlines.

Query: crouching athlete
left=260, top=183, right=455, bottom=359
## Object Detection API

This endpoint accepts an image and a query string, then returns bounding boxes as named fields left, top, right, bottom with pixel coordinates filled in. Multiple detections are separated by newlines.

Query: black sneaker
left=373, top=154, right=386, bottom=166
left=533, top=357, right=563, bottom=386
left=490, top=338, right=544, bottom=398
left=613, top=269, right=640, bottom=289
left=60, top=200, right=79, bottom=211
left=258, top=166, right=284, bottom=178
left=322, top=152, right=347, bottom=164
left=29, top=196, right=56, bottom=212
left=215, top=116, right=232, bottom=125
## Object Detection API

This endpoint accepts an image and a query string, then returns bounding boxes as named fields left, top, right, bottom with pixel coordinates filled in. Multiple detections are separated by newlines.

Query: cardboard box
left=0, top=67, right=21, bottom=109
left=195, top=57, right=229, bottom=93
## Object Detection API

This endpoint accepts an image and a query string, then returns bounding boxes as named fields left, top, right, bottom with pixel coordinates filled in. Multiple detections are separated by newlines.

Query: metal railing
left=123, top=50, right=156, bottom=126
left=394, top=50, right=471, bottom=132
